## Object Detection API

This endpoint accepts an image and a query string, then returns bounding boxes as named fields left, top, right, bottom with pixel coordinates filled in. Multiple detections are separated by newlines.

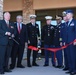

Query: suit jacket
left=0, top=20, right=16, bottom=45
left=26, top=22, right=40, bottom=45
left=14, top=23, right=28, bottom=45
left=8, top=21, right=16, bottom=46
left=65, top=19, right=76, bottom=43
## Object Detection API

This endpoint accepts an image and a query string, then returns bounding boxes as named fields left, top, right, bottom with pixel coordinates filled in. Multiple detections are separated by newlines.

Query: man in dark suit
left=0, top=12, right=14, bottom=74
left=3, top=12, right=16, bottom=73
left=26, top=15, right=40, bottom=67
left=10, top=15, right=28, bottom=69
left=41, top=16, right=55, bottom=67
left=64, top=10, right=76, bottom=75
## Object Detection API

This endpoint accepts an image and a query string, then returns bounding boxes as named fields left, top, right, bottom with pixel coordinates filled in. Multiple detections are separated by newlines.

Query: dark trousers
left=64, top=48, right=69, bottom=69
left=67, top=44, right=76, bottom=72
left=0, top=45, right=6, bottom=72
left=27, top=44, right=38, bottom=65
left=51, top=46, right=63, bottom=66
left=11, top=44, right=25, bottom=68
left=4, top=45, right=12, bottom=70
left=44, top=45, right=51, bottom=65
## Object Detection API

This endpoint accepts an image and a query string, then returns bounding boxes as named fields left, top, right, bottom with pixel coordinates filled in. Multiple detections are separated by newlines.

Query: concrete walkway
left=5, top=58, right=68, bottom=75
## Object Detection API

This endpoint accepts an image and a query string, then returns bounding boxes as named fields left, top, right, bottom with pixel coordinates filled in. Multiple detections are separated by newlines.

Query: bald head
left=4, top=12, right=11, bottom=21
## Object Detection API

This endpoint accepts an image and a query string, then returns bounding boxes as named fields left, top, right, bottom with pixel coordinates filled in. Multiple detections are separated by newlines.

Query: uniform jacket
left=41, top=24, right=55, bottom=45
left=26, top=22, right=40, bottom=45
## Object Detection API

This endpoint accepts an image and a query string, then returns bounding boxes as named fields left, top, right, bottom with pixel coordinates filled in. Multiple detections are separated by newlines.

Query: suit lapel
left=20, top=24, right=23, bottom=33
left=15, top=23, right=18, bottom=33
left=3, top=20, right=9, bottom=29
left=9, top=21, right=12, bottom=27
left=69, top=19, right=74, bottom=26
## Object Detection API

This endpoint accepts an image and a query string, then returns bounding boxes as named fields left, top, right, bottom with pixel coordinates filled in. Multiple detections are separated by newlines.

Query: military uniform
left=51, top=23, right=63, bottom=67
left=42, top=24, right=55, bottom=66
left=62, top=22, right=69, bottom=70
left=26, top=22, right=40, bottom=67
left=65, top=19, right=76, bottom=73
left=63, top=10, right=76, bottom=75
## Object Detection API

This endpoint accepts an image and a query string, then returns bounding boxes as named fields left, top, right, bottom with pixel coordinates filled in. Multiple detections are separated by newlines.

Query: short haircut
left=4, top=12, right=10, bottom=17
left=16, top=15, right=23, bottom=19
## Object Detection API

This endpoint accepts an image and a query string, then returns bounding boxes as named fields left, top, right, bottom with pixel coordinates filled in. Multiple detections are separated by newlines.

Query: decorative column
left=23, top=0, right=35, bottom=24
left=0, top=0, right=3, bottom=20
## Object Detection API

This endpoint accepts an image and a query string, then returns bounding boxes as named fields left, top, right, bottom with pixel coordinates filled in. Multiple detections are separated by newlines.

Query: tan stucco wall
left=0, top=0, right=3, bottom=19
left=33, top=0, right=76, bottom=10
left=3, top=0, right=76, bottom=12
left=3, top=0, right=22, bottom=12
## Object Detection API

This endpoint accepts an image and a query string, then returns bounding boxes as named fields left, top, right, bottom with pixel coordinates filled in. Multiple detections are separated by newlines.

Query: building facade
left=3, top=0, right=76, bottom=25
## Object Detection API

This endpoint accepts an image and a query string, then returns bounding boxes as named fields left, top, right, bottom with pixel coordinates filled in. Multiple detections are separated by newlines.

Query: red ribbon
left=28, top=40, right=75, bottom=62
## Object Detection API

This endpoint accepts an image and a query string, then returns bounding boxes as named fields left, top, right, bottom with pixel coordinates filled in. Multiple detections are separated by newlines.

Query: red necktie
left=18, top=23, right=21, bottom=34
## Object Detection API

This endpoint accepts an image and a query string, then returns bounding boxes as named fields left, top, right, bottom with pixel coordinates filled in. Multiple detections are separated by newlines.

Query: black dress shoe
left=73, top=72, right=76, bottom=74
left=4, top=69, right=12, bottom=72
left=63, top=68, right=69, bottom=71
left=0, top=71, right=5, bottom=74
left=10, top=67, right=14, bottom=70
left=17, top=65, right=25, bottom=68
left=27, top=65, right=32, bottom=67
left=43, top=64, right=49, bottom=67
left=59, top=66, right=64, bottom=69
left=70, top=72, right=75, bottom=75
left=10, top=64, right=15, bottom=70
left=52, top=65, right=56, bottom=67
left=56, top=66, right=63, bottom=69
left=66, top=71, right=71, bottom=74
left=32, top=63, right=39, bottom=66
left=55, top=66, right=60, bottom=68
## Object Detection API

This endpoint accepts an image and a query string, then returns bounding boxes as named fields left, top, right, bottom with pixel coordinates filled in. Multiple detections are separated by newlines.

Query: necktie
left=6, top=21, right=9, bottom=27
left=18, top=23, right=21, bottom=34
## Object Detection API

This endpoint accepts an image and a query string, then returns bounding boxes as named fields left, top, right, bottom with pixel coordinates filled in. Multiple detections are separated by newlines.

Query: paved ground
left=4, top=58, right=68, bottom=75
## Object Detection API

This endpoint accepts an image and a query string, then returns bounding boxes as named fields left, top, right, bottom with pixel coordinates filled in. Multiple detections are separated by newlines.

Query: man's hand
left=73, top=42, right=76, bottom=45
left=73, top=39, right=76, bottom=45
left=60, top=42, right=62, bottom=46
left=11, top=34, right=15, bottom=38
left=25, top=43, right=28, bottom=49
left=28, top=40, right=30, bottom=44
left=5, top=32, right=11, bottom=36
left=63, top=42, right=66, bottom=46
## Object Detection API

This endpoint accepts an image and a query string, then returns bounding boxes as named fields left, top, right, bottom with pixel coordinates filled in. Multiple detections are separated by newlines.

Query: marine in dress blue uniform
left=41, top=16, right=55, bottom=66
left=51, top=15, right=63, bottom=68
